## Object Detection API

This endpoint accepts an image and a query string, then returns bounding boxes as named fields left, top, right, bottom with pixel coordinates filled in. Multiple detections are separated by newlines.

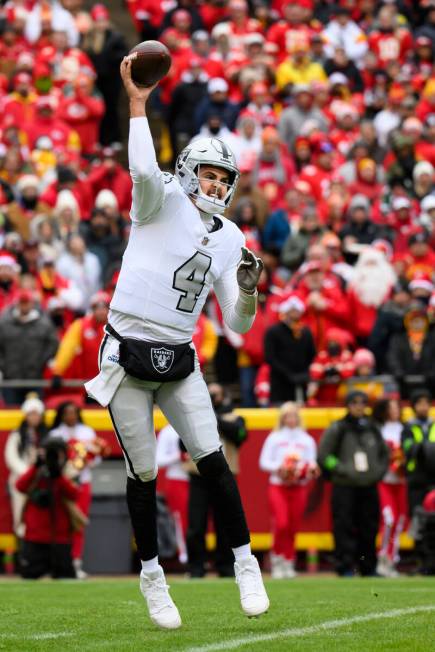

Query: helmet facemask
left=175, top=138, right=240, bottom=215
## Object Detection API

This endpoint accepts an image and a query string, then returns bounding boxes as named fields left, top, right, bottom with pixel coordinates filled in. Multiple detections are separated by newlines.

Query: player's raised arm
left=120, top=56, right=164, bottom=223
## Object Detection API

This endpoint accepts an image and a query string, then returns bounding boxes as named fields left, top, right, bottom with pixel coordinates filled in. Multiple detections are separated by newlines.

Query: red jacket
left=53, top=314, right=105, bottom=381
left=16, top=466, right=79, bottom=544
left=40, top=178, right=94, bottom=220
left=58, top=92, right=105, bottom=155
left=368, top=29, right=413, bottom=67
left=346, top=288, right=380, bottom=341
left=240, top=290, right=282, bottom=366
left=296, top=283, right=350, bottom=349
left=0, top=280, right=20, bottom=315
left=26, top=115, right=80, bottom=153
left=87, top=163, right=132, bottom=214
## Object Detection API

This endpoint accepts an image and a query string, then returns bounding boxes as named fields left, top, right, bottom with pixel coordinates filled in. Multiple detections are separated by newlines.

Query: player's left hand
left=237, top=247, right=264, bottom=293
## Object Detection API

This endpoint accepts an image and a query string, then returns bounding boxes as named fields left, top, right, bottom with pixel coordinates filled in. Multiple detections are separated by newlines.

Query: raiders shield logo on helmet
left=151, top=347, right=174, bottom=373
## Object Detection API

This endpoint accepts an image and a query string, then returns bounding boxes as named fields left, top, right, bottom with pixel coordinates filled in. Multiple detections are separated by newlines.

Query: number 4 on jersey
left=173, top=251, right=212, bottom=313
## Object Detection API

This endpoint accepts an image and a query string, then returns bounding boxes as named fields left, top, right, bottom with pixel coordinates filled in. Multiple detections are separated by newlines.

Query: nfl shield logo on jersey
left=151, top=347, right=174, bottom=373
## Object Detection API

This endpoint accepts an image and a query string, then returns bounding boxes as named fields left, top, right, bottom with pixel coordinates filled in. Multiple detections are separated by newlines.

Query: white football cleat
left=235, top=555, right=270, bottom=617
left=140, top=566, right=182, bottom=630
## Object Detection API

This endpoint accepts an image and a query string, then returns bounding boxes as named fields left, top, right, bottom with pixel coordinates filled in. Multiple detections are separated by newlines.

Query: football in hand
left=127, top=40, right=172, bottom=88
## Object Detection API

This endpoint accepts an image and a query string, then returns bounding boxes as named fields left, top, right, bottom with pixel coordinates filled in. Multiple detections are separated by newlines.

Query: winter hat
left=345, top=390, right=368, bottom=405
left=17, top=175, right=39, bottom=193
left=95, top=189, right=118, bottom=210
left=349, top=194, right=370, bottom=211
left=413, top=161, right=434, bottom=180
left=409, top=271, right=434, bottom=293
left=421, top=195, right=435, bottom=212
left=208, top=78, right=228, bottom=94
left=21, top=395, right=45, bottom=415
left=353, top=348, right=375, bottom=370
left=55, top=190, right=80, bottom=214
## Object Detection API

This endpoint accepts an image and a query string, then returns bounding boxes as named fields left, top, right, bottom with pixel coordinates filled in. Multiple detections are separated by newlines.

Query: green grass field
left=0, top=576, right=434, bottom=652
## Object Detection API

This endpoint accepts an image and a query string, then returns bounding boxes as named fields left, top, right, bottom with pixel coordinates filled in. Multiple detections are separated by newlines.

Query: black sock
left=197, top=451, right=250, bottom=549
left=126, top=476, right=158, bottom=561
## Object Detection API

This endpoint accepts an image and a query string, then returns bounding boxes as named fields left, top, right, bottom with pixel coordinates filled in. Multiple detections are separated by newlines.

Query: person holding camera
left=5, top=395, right=48, bottom=537
left=15, top=438, right=80, bottom=579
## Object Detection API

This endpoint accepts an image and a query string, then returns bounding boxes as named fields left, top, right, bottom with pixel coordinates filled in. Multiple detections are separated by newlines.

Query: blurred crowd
left=0, top=0, right=434, bottom=407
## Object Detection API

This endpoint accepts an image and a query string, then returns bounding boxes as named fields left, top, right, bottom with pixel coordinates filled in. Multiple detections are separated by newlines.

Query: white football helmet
left=175, top=137, right=240, bottom=214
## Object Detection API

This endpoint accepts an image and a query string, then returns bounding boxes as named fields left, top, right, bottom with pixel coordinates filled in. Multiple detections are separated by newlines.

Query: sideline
left=186, top=605, right=435, bottom=652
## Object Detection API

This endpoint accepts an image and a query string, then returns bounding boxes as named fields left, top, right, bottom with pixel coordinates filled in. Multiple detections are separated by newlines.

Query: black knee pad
left=196, top=450, right=229, bottom=480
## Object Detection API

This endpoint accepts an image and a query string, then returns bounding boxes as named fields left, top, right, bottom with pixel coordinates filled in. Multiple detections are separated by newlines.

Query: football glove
left=237, top=247, right=263, bottom=293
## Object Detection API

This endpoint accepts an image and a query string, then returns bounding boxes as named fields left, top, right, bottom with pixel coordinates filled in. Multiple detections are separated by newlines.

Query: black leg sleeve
left=126, top=477, right=158, bottom=561
left=196, top=451, right=250, bottom=549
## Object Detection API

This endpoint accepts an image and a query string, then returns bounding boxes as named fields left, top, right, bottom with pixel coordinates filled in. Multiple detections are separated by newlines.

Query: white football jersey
left=110, top=117, right=253, bottom=343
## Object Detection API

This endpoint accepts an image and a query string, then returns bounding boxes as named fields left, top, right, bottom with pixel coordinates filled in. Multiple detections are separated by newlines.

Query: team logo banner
left=151, top=347, right=175, bottom=373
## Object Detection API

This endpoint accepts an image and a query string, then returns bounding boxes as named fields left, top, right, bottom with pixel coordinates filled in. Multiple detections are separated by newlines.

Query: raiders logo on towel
left=151, top=347, right=175, bottom=373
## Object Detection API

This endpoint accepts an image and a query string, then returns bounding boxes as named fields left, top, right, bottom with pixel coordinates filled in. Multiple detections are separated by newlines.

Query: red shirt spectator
left=294, top=261, right=350, bottom=349
left=58, top=76, right=105, bottom=155
left=1, top=72, right=38, bottom=127
left=87, top=148, right=132, bottom=215
left=26, top=95, right=81, bottom=153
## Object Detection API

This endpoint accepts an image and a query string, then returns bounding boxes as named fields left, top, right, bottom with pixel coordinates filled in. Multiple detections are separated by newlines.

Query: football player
left=85, top=57, right=269, bottom=630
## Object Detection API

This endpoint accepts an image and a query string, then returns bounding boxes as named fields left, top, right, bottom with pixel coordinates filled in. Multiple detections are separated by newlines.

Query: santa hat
left=17, top=175, right=40, bottom=194
left=353, top=348, right=375, bottom=370
left=278, top=295, right=305, bottom=314
left=0, top=254, right=19, bottom=270
left=409, top=272, right=434, bottom=293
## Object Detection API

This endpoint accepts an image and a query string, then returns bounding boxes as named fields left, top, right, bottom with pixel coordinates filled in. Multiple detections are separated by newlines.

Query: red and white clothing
left=259, top=427, right=316, bottom=560
left=378, top=421, right=408, bottom=563
left=368, top=29, right=413, bottom=68
left=49, top=422, right=99, bottom=559
left=156, top=424, right=188, bottom=563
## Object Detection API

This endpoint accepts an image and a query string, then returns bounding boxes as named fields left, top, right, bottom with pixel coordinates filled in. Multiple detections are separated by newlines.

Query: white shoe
left=376, top=555, right=390, bottom=578
left=140, top=566, right=182, bottom=630
left=73, top=559, right=88, bottom=580
left=270, top=553, right=286, bottom=579
left=282, top=559, right=297, bottom=579
left=234, top=555, right=270, bottom=618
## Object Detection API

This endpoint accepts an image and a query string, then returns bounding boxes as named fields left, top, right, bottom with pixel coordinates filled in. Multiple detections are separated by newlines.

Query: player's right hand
left=120, top=56, right=158, bottom=104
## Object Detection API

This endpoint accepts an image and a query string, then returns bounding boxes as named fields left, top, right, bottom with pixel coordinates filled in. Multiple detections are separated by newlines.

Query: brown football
left=127, top=40, right=172, bottom=88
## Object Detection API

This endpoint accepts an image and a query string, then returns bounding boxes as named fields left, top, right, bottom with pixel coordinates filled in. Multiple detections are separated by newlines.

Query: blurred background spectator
left=318, top=390, right=389, bottom=576
left=0, top=0, right=434, bottom=578
left=4, top=395, right=47, bottom=536
left=372, top=397, right=407, bottom=578
left=48, top=400, right=102, bottom=579
left=259, top=402, right=318, bottom=579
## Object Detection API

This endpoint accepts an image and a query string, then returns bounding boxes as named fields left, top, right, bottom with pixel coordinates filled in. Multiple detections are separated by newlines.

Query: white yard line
left=186, top=605, right=435, bottom=652
left=0, top=632, right=72, bottom=641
